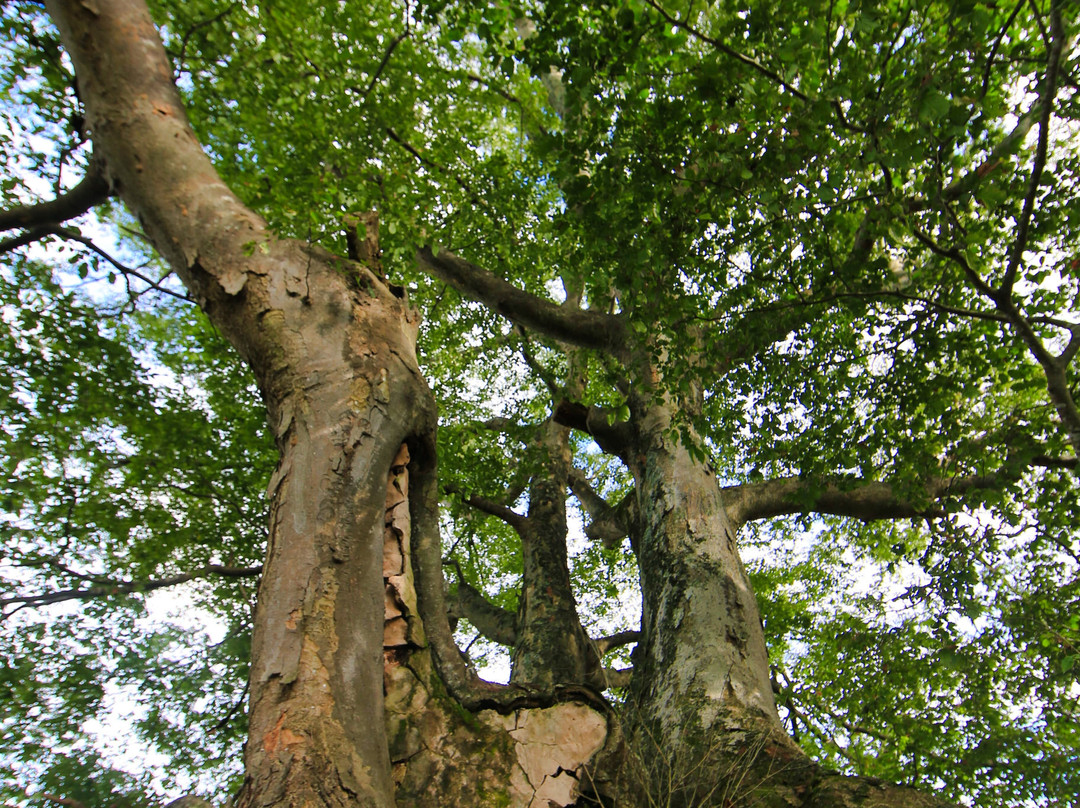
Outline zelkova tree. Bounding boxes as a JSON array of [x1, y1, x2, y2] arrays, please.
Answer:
[[1, 1, 1078, 807]]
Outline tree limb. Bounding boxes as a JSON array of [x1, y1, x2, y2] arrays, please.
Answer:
[[445, 483, 530, 533], [1, 564, 262, 617], [569, 468, 636, 548], [5, 223, 192, 302], [553, 400, 633, 458], [410, 427, 610, 714], [360, 30, 411, 102], [723, 472, 1007, 528], [0, 156, 110, 233], [445, 574, 518, 647], [642, 0, 864, 133], [593, 630, 640, 656], [29, 793, 88, 808], [417, 246, 629, 356], [599, 667, 633, 689], [1000, 0, 1065, 296], [386, 127, 488, 209]]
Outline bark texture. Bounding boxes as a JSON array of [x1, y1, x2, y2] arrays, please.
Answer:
[[627, 399, 776, 737], [44, 2, 427, 804], [511, 419, 604, 690], [383, 443, 608, 808]]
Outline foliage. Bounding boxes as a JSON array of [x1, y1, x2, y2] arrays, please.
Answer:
[[1, 0, 1079, 806], [0, 258, 270, 801]]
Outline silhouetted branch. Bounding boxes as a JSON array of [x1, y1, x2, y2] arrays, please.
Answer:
[[0, 156, 109, 233], [1, 564, 262, 617]]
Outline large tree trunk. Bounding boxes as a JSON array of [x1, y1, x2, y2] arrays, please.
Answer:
[[619, 397, 802, 805], [47, 10, 611, 805], [628, 400, 778, 735], [238, 275, 427, 808], [619, 397, 951, 808], [44, 2, 426, 805]]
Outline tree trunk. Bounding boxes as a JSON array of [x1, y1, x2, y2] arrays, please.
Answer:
[[617, 396, 799, 804], [512, 419, 604, 690], [239, 278, 428, 808], [44, 2, 427, 804], [617, 397, 952, 808], [383, 443, 610, 808]]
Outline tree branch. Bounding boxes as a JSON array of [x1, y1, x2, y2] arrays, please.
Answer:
[[0, 156, 109, 233], [723, 472, 1008, 528], [932, 102, 1043, 208], [1, 564, 262, 617], [23, 224, 192, 302], [599, 667, 633, 689], [553, 400, 633, 458], [416, 246, 629, 356], [360, 30, 411, 102], [445, 483, 529, 533], [642, 0, 864, 132], [29, 793, 89, 808], [445, 573, 518, 648], [1000, 0, 1065, 296], [569, 468, 636, 548], [409, 428, 611, 713], [593, 630, 640, 656], [386, 127, 488, 209]]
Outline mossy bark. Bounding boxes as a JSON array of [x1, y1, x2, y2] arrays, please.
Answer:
[[384, 443, 609, 808], [511, 419, 604, 691]]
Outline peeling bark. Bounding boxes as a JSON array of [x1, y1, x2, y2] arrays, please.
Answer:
[[43, 3, 427, 805], [384, 444, 609, 808]]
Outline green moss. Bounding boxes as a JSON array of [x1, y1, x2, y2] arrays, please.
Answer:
[[474, 778, 513, 808], [425, 661, 486, 733]]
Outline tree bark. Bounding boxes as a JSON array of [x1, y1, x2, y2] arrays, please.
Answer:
[[510, 419, 604, 690], [625, 397, 778, 732], [43, 2, 432, 805]]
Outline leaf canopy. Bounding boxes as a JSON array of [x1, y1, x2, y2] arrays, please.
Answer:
[[1, 0, 1078, 805]]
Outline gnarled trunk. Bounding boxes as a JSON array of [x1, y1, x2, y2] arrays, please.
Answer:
[[383, 441, 609, 808], [239, 265, 428, 808], [44, 2, 425, 804], [512, 419, 604, 690]]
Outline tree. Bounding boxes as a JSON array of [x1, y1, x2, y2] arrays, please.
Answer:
[[1, 0, 1078, 806]]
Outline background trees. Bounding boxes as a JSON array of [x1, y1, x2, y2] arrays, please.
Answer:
[[1, 1, 1078, 806]]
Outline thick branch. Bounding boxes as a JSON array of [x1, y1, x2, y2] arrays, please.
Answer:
[[417, 246, 629, 356], [723, 473, 1006, 528], [569, 468, 636, 548], [0, 156, 109, 233], [446, 576, 518, 647], [593, 630, 640, 656], [44, 0, 272, 312], [599, 667, 633, 689], [553, 400, 633, 458], [409, 428, 609, 714]]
